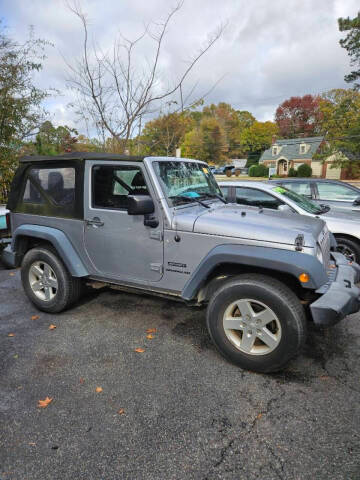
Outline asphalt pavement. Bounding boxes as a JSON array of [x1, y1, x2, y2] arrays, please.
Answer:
[[1, 263, 359, 480]]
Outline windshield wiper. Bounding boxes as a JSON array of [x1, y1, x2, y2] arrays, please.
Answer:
[[199, 192, 227, 204], [170, 195, 210, 208]]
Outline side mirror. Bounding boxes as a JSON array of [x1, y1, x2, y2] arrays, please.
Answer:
[[127, 195, 155, 215], [353, 196, 360, 206], [277, 204, 293, 213]]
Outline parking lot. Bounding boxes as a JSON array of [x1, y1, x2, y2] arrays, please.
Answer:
[[1, 263, 360, 480]]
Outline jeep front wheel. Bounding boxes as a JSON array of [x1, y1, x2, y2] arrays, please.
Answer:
[[21, 247, 82, 313], [206, 274, 307, 373]]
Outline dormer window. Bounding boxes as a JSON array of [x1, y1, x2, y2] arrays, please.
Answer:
[[300, 144, 306, 154], [272, 146, 278, 156]]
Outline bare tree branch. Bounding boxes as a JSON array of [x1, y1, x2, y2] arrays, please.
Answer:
[[66, 0, 225, 152]]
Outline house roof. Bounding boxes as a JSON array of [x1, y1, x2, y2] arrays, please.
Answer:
[[260, 136, 324, 163]]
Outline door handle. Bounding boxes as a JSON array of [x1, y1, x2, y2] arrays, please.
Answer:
[[85, 217, 104, 227]]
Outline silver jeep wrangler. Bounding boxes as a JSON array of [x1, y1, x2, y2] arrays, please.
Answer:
[[3, 153, 360, 372]]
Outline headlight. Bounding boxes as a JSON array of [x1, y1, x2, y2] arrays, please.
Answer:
[[316, 244, 323, 264]]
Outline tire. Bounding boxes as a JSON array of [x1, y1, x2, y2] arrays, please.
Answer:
[[21, 247, 82, 313], [225, 169, 232, 177], [206, 274, 307, 373], [335, 236, 360, 263]]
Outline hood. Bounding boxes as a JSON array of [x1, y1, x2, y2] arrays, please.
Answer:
[[173, 203, 325, 247], [322, 208, 360, 222]]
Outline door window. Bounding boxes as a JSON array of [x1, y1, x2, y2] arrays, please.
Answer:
[[283, 182, 311, 197], [317, 182, 358, 202], [235, 187, 283, 209], [92, 165, 148, 210]]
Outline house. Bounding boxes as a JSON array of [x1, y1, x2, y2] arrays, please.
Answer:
[[259, 136, 354, 179]]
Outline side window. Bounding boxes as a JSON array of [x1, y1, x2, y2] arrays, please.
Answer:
[[317, 183, 358, 202], [92, 165, 148, 210], [235, 187, 283, 209], [23, 167, 75, 205], [220, 186, 229, 199], [284, 182, 311, 198]]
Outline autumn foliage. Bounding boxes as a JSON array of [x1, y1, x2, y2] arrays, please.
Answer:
[[275, 95, 323, 138]]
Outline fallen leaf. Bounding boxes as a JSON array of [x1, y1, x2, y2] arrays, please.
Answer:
[[49, 324, 57, 330], [29, 442, 36, 446], [146, 334, 155, 340], [79, 377, 85, 384], [9, 272, 15, 276], [118, 408, 125, 415], [257, 413, 263, 420], [38, 397, 53, 408], [31, 315, 39, 321], [8, 333, 15, 337], [13, 354, 18, 359], [135, 348, 145, 353], [319, 375, 331, 381], [95, 387, 103, 393], [146, 328, 156, 333]]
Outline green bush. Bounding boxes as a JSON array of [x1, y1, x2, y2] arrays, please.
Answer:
[[249, 164, 269, 177], [248, 165, 258, 177], [288, 167, 297, 177], [297, 163, 312, 177]]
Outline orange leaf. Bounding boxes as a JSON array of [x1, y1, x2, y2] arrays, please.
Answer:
[[319, 375, 331, 381], [9, 272, 15, 276], [146, 328, 156, 333], [8, 333, 15, 337], [135, 348, 145, 353], [79, 377, 85, 384], [38, 396, 53, 408], [49, 324, 57, 330], [31, 315, 39, 321], [257, 413, 263, 420], [95, 386, 103, 393], [118, 408, 125, 415], [29, 442, 36, 446], [146, 334, 155, 339]]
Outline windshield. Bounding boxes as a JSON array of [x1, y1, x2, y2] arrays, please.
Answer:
[[272, 186, 323, 214], [153, 161, 223, 207]]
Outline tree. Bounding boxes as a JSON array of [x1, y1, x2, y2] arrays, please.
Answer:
[[182, 116, 228, 164], [338, 12, 360, 90], [0, 24, 51, 202], [275, 95, 323, 138], [240, 121, 279, 158], [317, 88, 360, 177], [35, 121, 78, 155], [297, 164, 312, 177], [140, 112, 194, 156], [66, 1, 224, 154]]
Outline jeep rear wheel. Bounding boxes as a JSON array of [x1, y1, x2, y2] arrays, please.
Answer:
[[206, 274, 307, 373], [21, 247, 83, 313]]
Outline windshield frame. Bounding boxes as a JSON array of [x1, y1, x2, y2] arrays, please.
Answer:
[[152, 159, 224, 208], [271, 185, 323, 214]]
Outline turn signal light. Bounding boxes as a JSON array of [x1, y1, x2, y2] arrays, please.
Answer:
[[299, 273, 310, 283]]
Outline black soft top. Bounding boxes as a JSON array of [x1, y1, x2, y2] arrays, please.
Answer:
[[19, 152, 145, 163]]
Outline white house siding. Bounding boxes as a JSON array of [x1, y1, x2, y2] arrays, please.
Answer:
[[311, 160, 322, 176], [326, 166, 341, 179]]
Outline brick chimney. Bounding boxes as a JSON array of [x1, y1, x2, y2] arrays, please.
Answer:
[[272, 135, 277, 144]]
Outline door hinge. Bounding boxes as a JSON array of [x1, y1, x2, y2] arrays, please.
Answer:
[[150, 230, 163, 241], [150, 263, 163, 273]]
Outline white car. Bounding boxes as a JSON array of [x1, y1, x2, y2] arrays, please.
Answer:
[[219, 181, 360, 263]]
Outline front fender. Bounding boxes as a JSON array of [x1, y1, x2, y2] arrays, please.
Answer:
[[181, 244, 327, 301], [7, 224, 88, 277]]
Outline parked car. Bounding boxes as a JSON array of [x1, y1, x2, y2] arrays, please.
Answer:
[[220, 180, 360, 262], [213, 165, 235, 176], [0, 204, 11, 248], [3, 153, 360, 373], [269, 178, 360, 213]]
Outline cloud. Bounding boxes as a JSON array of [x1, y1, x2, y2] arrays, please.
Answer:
[[2, 0, 359, 135]]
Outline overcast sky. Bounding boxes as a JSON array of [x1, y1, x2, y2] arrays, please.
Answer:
[[2, 0, 359, 135]]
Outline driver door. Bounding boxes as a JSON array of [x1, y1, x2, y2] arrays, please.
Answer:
[[83, 161, 163, 282]]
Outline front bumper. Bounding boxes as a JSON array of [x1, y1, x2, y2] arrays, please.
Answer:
[[310, 252, 360, 326]]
